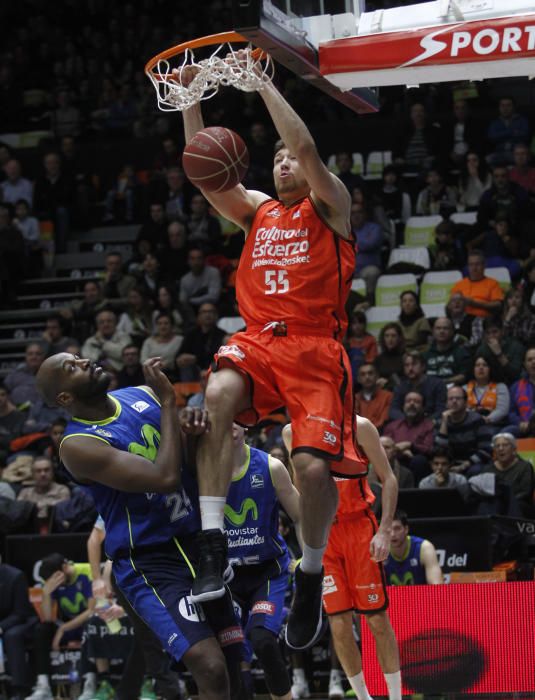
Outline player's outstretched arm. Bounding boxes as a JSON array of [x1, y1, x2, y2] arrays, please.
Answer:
[[258, 79, 351, 235], [420, 540, 445, 584]]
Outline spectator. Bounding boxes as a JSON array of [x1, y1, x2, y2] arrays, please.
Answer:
[[333, 150, 366, 194], [49, 90, 80, 138], [374, 322, 405, 389], [116, 287, 153, 347], [393, 102, 442, 174], [151, 284, 184, 335], [507, 347, 535, 437], [43, 417, 67, 476], [384, 510, 444, 585], [464, 355, 510, 428], [81, 309, 131, 372], [187, 193, 222, 251], [164, 167, 188, 221], [158, 220, 189, 283], [478, 216, 521, 278], [179, 247, 222, 323], [477, 165, 528, 231], [352, 201, 384, 298], [383, 391, 434, 481], [246, 122, 274, 192], [175, 302, 225, 381], [354, 363, 392, 432], [136, 251, 162, 301], [502, 286, 535, 347], [509, 142, 535, 194], [522, 258, 535, 312], [373, 165, 411, 243], [140, 312, 183, 376], [0, 382, 25, 465], [397, 291, 431, 351], [17, 456, 70, 522], [435, 386, 492, 476], [389, 351, 447, 423], [33, 152, 73, 254], [136, 202, 168, 250], [424, 316, 472, 385], [0, 203, 27, 306], [22, 391, 69, 436], [415, 168, 457, 217], [13, 199, 43, 276], [484, 433, 535, 517], [446, 292, 483, 346], [428, 220, 463, 271], [4, 342, 45, 408], [26, 553, 94, 700], [449, 249, 504, 318], [444, 99, 482, 167], [487, 96, 530, 165], [100, 251, 136, 310], [346, 311, 378, 381], [1, 158, 33, 206], [369, 435, 414, 489], [41, 314, 78, 356], [0, 563, 38, 700], [61, 279, 108, 341], [457, 151, 491, 211], [103, 164, 138, 223], [116, 345, 145, 389], [419, 447, 470, 500], [475, 316, 525, 385]]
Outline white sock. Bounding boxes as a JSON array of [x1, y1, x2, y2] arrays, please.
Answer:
[[348, 671, 373, 700], [37, 675, 50, 688], [384, 671, 402, 700], [199, 496, 226, 531], [300, 543, 325, 574]]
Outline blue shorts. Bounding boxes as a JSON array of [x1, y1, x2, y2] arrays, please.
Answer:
[[113, 538, 242, 662], [229, 560, 290, 637]]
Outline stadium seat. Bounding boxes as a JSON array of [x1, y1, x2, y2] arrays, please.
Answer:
[[365, 306, 399, 337], [217, 316, 246, 334], [421, 303, 446, 320], [420, 270, 463, 305], [387, 246, 430, 271], [351, 152, 364, 176], [450, 211, 478, 226], [365, 150, 392, 180], [403, 215, 443, 247], [375, 273, 418, 307], [485, 266, 512, 291], [351, 278, 367, 296]]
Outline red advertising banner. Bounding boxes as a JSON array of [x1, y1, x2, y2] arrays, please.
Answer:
[[361, 582, 535, 694]]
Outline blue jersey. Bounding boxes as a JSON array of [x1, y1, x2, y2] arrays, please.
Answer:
[[384, 535, 427, 585], [224, 446, 289, 572], [61, 386, 200, 559]]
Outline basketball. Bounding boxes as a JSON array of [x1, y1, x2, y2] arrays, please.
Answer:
[[182, 127, 249, 193]]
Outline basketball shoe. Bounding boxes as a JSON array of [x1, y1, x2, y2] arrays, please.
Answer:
[[191, 529, 231, 602], [285, 564, 327, 650]]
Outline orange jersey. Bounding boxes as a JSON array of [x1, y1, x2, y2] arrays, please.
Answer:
[[334, 424, 373, 516], [236, 197, 355, 340]]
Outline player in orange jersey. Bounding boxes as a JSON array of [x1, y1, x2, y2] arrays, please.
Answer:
[[180, 60, 361, 651], [283, 416, 401, 700]]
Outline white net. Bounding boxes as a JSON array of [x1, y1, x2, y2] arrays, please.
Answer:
[[147, 44, 274, 112]]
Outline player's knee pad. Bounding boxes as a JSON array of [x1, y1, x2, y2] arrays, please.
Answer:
[[249, 626, 291, 697]]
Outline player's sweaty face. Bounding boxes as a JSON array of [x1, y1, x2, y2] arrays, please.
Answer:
[[273, 148, 308, 196]]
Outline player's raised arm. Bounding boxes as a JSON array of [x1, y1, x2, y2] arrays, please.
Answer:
[[258, 78, 351, 237]]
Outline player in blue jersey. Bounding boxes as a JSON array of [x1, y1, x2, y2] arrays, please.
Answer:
[[35, 353, 243, 700], [225, 424, 300, 700], [384, 511, 444, 586]]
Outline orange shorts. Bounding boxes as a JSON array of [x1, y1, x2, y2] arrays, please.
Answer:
[[213, 329, 365, 477], [322, 509, 388, 615]]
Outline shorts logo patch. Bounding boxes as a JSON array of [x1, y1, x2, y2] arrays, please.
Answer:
[[178, 596, 206, 622], [218, 626, 245, 647], [167, 632, 178, 646], [95, 428, 113, 438], [368, 593, 379, 603], [323, 575, 338, 595], [218, 344, 245, 360], [131, 400, 150, 413], [323, 430, 337, 445], [252, 600, 275, 615], [250, 474, 264, 489]]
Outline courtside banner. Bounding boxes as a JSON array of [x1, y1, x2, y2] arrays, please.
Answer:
[[321, 14, 535, 86], [361, 581, 535, 694]]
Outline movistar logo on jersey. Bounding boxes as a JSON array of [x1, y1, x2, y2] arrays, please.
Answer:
[[59, 592, 88, 615], [389, 571, 415, 586], [128, 424, 161, 462], [224, 498, 258, 526]]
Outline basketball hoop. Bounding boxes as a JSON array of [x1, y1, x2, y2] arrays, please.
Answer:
[[145, 32, 274, 112]]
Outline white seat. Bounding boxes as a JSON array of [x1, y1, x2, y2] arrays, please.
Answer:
[[217, 316, 245, 335], [420, 270, 463, 305], [365, 306, 399, 337], [375, 273, 418, 307], [485, 266, 512, 291], [387, 246, 430, 271], [351, 152, 364, 176], [351, 278, 367, 295], [327, 154, 338, 173], [365, 150, 392, 180], [403, 215, 443, 247], [450, 211, 477, 226], [422, 303, 446, 319]]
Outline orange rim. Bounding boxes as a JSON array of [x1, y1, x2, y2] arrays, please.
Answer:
[[144, 31, 265, 77]]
